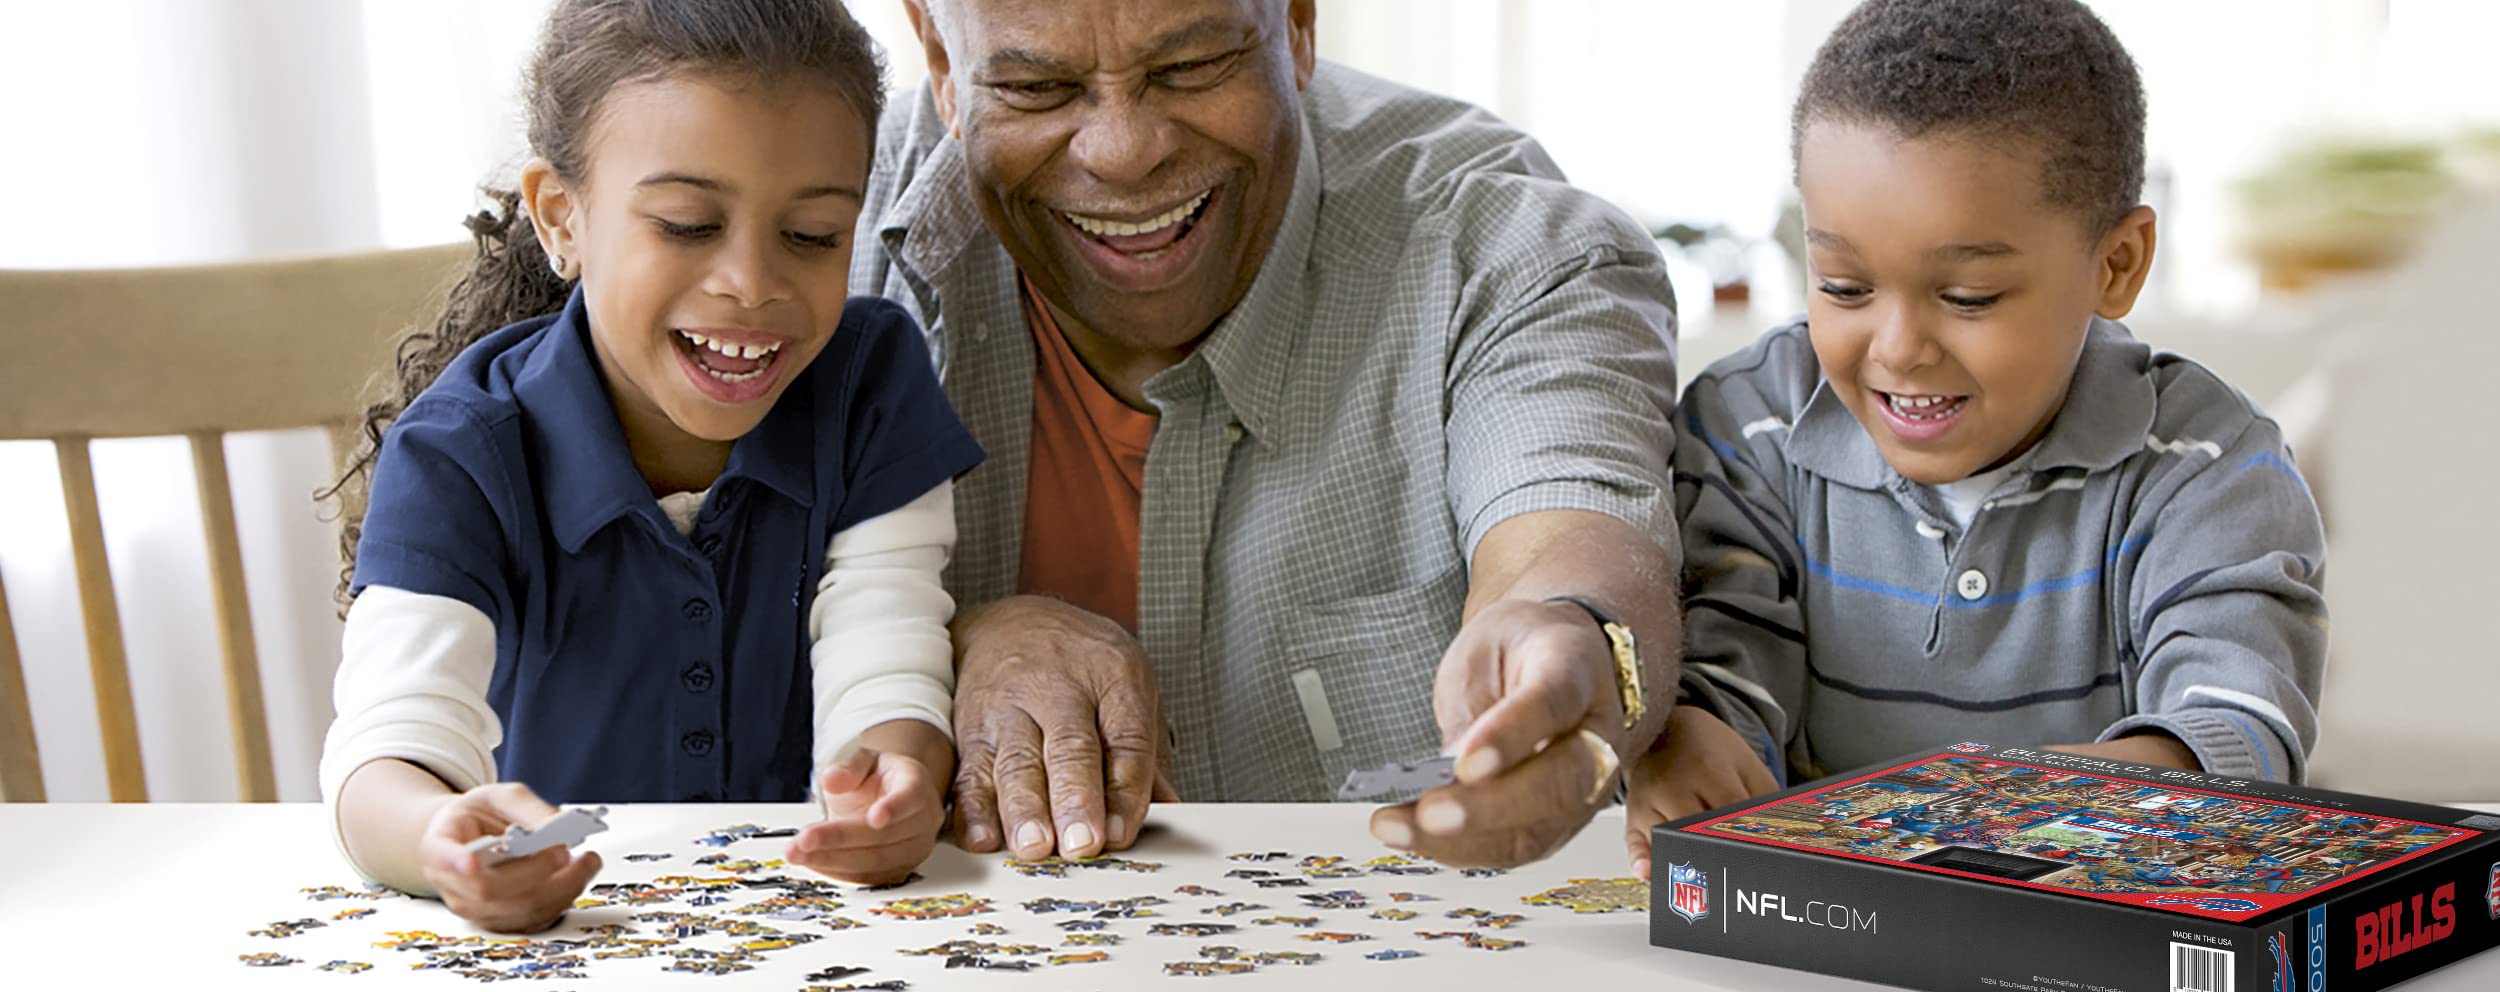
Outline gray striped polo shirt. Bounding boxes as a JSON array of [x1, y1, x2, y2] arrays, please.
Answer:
[[1677, 319, 2326, 784]]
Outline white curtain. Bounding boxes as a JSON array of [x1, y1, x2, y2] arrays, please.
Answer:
[[0, 0, 2475, 802]]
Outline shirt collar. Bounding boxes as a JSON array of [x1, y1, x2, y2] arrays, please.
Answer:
[[1787, 316, 2156, 490], [516, 287, 817, 554], [1167, 125, 1321, 442]]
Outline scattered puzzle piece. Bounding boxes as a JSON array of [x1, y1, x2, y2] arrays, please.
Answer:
[[871, 893, 994, 920], [238, 952, 299, 968], [1166, 960, 1257, 976], [1522, 877, 1649, 914], [1049, 950, 1110, 965], [316, 960, 371, 973]]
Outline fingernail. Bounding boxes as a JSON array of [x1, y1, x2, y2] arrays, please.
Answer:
[[1579, 728, 1622, 805], [1418, 799, 1466, 834], [1107, 815, 1127, 845], [1458, 746, 1503, 783], [1063, 822, 1097, 854], [964, 823, 994, 850], [1373, 818, 1414, 849], [1634, 857, 1651, 879], [1014, 820, 1047, 855]]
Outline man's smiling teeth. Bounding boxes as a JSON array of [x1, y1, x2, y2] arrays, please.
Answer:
[[1887, 392, 1966, 421], [679, 330, 781, 361], [1062, 192, 1208, 238]]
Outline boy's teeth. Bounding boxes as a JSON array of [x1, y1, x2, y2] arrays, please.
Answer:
[[1064, 192, 1208, 238], [1887, 393, 1963, 420]]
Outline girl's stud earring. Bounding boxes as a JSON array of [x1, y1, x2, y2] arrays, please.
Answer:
[[548, 255, 566, 277]]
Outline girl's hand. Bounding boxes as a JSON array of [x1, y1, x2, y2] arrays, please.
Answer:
[[418, 782, 604, 933], [1623, 705, 1781, 878], [789, 744, 947, 885]]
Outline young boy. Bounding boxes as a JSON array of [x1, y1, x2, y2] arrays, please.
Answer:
[[1625, 0, 2328, 875]]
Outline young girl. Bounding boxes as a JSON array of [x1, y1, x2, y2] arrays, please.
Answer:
[[318, 0, 982, 933]]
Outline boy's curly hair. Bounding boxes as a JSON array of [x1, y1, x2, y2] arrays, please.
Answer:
[[317, 0, 888, 609], [1794, 0, 2146, 230]]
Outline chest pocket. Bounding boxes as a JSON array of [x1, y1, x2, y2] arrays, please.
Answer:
[[1277, 564, 1466, 799]]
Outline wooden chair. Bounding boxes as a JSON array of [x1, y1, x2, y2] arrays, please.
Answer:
[[0, 244, 468, 802]]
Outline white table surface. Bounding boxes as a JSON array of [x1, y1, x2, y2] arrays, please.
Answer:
[[2, 802, 2494, 990]]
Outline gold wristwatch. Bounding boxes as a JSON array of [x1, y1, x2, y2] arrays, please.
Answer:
[[1547, 595, 1644, 731]]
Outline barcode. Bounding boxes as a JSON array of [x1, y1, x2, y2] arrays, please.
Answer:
[[2170, 941, 2233, 992]]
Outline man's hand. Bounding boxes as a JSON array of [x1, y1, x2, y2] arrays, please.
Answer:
[[1622, 705, 1780, 877], [949, 596, 1177, 862], [789, 720, 952, 885], [1367, 598, 1628, 868], [418, 783, 603, 934]]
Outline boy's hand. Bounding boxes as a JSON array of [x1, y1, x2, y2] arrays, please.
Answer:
[[418, 782, 603, 933], [790, 744, 946, 885], [1623, 705, 1780, 877], [2045, 733, 2202, 772]]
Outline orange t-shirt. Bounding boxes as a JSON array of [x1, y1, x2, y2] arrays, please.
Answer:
[[1016, 278, 1155, 632]]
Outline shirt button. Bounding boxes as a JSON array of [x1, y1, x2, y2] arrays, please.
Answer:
[[681, 663, 715, 693], [1956, 569, 1990, 601], [681, 730, 715, 756], [1223, 422, 1245, 444], [683, 598, 712, 621]]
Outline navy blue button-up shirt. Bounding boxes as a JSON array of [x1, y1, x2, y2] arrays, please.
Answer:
[[351, 289, 982, 803]]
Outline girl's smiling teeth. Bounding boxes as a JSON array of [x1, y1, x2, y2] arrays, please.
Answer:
[[1882, 391, 1968, 421], [675, 329, 782, 383]]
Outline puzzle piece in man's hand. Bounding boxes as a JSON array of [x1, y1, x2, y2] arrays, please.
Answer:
[[1337, 754, 1456, 800], [466, 806, 609, 866]]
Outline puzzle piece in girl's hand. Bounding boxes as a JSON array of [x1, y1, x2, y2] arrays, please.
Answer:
[[1521, 877, 1650, 914], [1337, 754, 1456, 799], [467, 806, 609, 866]]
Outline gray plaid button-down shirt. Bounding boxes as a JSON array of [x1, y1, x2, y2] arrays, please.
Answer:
[[851, 63, 1679, 800]]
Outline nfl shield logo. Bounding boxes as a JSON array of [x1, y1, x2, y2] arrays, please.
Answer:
[[2485, 862, 2498, 919], [1668, 862, 1710, 923], [1950, 741, 1989, 754]]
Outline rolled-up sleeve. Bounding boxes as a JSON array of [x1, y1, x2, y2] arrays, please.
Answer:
[[1444, 248, 1680, 561]]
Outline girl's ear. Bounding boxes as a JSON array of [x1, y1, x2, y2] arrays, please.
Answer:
[[520, 157, 583, 279], [2093, 204, 2158, 321]]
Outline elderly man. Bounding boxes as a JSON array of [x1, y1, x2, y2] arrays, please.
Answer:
[[853, 0, 1682, 869]]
